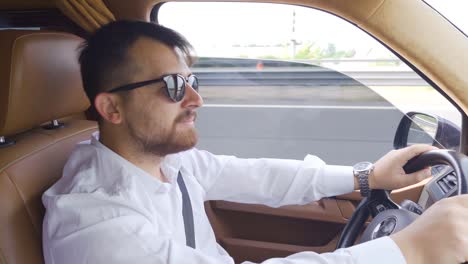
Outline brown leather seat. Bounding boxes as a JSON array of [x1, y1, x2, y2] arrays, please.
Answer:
[[0, 30, 97, 264]]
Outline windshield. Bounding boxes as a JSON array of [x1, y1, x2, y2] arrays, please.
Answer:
[[425, 0, 468, 34]]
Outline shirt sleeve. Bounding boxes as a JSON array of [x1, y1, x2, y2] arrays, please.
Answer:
[[241, 237, 406, 264], [340, 236, 406, 264], [43, 192, 406, 264], [185, 149, 355, 207]]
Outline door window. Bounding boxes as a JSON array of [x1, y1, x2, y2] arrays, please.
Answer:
[[157, 2, 461, 165]]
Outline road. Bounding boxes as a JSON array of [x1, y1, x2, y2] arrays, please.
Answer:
[[195, 105, 404, 165], [191, 84, 461, 165]]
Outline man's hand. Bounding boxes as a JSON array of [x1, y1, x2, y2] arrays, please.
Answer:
[[371, 144, 468, 263], [369, 144, 438, 190], [391, 195, 468, 264]]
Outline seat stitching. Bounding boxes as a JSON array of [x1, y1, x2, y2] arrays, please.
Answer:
[[0, 125, 97, 172], [3, 170, 41, 240]]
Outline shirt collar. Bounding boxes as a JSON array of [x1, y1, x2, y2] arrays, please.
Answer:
[[90, 132, 184, 193]]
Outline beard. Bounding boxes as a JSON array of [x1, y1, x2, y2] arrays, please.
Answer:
[[127, 110, 198, 156]]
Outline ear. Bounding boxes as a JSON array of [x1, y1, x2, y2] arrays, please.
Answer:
[[94, 93, 123, 124]]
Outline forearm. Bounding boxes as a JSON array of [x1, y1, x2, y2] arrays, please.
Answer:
[[190, 150, 355, 206]]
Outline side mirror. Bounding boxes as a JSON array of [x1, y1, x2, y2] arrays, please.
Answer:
[[394, 112, 461, 150]]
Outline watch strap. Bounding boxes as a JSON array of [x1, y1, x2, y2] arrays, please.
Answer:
[[357, 171, 370, 197]]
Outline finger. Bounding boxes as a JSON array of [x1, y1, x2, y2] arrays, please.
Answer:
[[401, 144, 439, 161], [404, 167, 432, 186]]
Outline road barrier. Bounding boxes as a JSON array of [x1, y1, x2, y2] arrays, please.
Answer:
[[192, 69, 426, 86]]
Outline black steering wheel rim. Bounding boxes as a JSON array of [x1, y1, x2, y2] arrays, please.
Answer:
[[336, 149, 468, 249]]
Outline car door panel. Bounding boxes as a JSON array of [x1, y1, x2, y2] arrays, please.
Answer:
[[205, 200, 344, 263], [205, 180, 428, 263]]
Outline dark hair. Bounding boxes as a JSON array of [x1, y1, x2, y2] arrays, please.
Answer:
[[78, 20, 193, 106]]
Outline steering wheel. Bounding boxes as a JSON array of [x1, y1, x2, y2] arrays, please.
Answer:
[[336, 149, 468, 249]]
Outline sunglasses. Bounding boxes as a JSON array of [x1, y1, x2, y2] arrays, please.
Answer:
[[107, 74, 199, 102]]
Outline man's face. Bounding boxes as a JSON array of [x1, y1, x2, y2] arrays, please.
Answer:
[[116, 37, 203, 156]]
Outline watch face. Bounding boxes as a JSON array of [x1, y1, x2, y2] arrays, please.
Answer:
[[354, 162, 373, 172]]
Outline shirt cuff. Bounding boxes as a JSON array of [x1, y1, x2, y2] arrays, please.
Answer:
[[319, 163, 355, 197], [342, 236, 406, 264]]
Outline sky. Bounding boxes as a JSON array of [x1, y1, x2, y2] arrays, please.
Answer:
[[158, 2, 378, 57], [158, 1, 467, 59]]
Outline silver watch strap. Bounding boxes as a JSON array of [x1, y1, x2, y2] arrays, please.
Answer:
[[358, 171, 370, 197]]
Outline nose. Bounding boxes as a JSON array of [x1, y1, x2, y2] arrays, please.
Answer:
[[181, 83, 203, 109]]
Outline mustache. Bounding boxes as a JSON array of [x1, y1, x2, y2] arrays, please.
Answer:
[[175, 110, 197, 123]]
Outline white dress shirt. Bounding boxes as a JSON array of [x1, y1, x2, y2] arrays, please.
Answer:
[[42, 132, 406, 264]]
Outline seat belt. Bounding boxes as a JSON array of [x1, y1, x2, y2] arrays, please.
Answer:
[[177, 171, 196, 248]]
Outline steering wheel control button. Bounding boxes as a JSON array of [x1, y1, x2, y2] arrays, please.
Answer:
[[400, 200, 424, 215], [436, 172, 458, 196], [371, 216, 397, 239], [431, 164, 449, 176], [376, 204, 386, 212]]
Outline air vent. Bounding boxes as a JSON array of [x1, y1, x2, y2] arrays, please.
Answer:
[[437, 172, 457, 194]]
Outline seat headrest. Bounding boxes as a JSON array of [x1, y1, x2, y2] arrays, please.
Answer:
[[0, 30, 90, 137]]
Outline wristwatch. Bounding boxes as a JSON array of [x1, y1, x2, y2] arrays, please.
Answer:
[[353, 161, 374, 197]]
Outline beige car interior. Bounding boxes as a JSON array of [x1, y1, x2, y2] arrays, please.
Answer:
[[0, 0, 466, 263], [0, 31, 97, 263]]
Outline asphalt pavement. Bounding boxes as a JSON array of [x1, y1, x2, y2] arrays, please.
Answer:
[[195, 104, 403, 165]]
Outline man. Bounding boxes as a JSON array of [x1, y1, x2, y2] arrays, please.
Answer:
[[42, 20, 468, 264]]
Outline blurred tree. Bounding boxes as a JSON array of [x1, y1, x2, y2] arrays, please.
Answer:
[[295, 42, 355, 59]]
